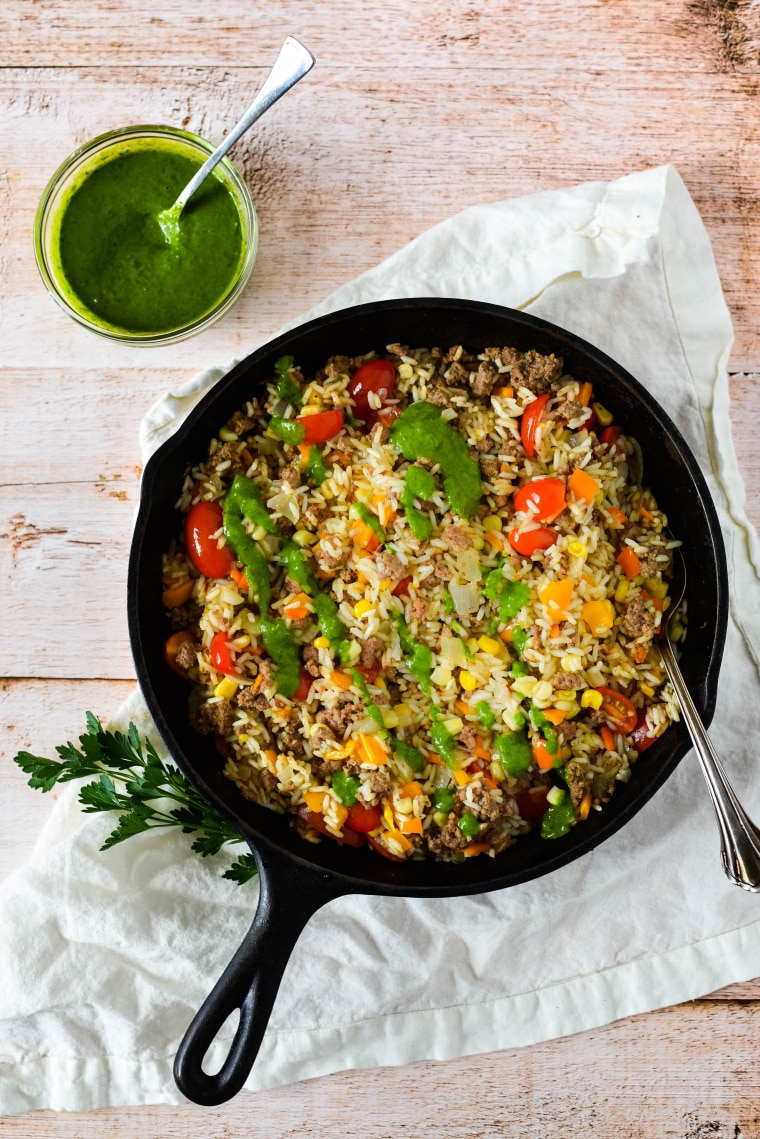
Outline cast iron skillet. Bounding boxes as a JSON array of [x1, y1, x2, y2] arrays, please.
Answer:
[[128, 299, 728, 1106]]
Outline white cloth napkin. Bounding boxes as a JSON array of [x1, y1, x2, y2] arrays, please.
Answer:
[[2, 165, 760, 1115]]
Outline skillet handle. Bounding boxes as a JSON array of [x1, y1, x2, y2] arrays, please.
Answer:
[[174, 846, 343, 1106]]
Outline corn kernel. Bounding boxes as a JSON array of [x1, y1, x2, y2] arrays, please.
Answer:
[[581, 689, 603, 710], [293, 529, 317, 547], [614, 579, 629, 603], [560, 654, 584, 673], [560, 700, 581, 719], [433, 810, 450, 826], [531, 680, 554, 707], [592, 401, 614, 426], [477, 635, 501, 655], [383, 800, 396, 829], [483, 515, 502, 532], [431, 666, 453, 687], [459, 671, 478, 692], [314, 636, 330, 649], [353, 599, 373, 618], [380, 706, 399, 729], [640, 683, 655, 697], [395, 796, 413, 815], [238, 734, 250, 743], [397, 362, 414, 379], [554, 688, 576, 701], [568, 540, 587, 558], [467, 637, 480, 654], [472, 535, 485, 550], [393, 703, 413, 728], [219, 426, 240, 442], [252, 524, 268, 542], [512, 676, 537, 697], [214, 677, 239, 699], [443, 716, 464, 735], [490, 760, 505, 782]]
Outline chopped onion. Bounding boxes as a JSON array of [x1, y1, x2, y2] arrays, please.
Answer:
[[440, 636, 469, 670], [458, 547, 481, 583], [449, 581, 481, 616]]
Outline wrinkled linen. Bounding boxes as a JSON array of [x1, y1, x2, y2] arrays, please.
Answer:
[[2, 164, 760, 1113]]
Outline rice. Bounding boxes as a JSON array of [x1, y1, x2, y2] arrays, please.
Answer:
[[162, 342, 681, 862]]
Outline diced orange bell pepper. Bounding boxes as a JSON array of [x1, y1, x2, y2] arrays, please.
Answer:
[[616, 547, 641, 579], [582, 598, 616, 635], [568, 467, 601, 504], [539, 579, 575, 619], [357, 733, 389, 765], [161, 579, 195, 608], [532, 737, 557, 770]]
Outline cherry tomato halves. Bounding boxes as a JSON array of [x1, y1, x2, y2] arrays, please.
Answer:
[[296, 409, 345, 444], [210, 631, 238, 676], [508, 526, 558, 556], [346, 802, 382, 833], [184, 500, 233, 579], [520, 392, 550, 458], [631, 707, 658, 753], [513, 477, 566, 522], [595, 687, 638, 734], [347, 359, 397, 421]]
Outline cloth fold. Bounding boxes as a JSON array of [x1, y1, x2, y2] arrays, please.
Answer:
[[2, 164, 760, 1114]]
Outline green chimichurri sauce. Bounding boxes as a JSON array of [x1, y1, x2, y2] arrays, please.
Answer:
[[389, 401, 483, 518], [53, 143, 245, 334]]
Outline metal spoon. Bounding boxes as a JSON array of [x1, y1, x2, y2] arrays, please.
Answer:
[[660, 544, 760, 890], [158, 36, 315, 241]]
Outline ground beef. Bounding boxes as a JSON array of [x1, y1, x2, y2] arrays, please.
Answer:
[[446, 360, 471, 386], [376, 551, 406, 582], [277, 721, 306, 758], [213, 441, 247, 476], [441, 525, 471, 551], [622, 595, 657, 638], [169, 601, 202, 632], [510, 350, 563, 394], [226, 409, 259, 434], [237, 686, 269, 711], [433, 558, 451, 579], [471, 359, 499, 399], [551, 671, 586, 690], [639, 549, 671, 578], [315, 543, 349, 573], [284, 575, 302, 594], [409, 595, 429, 622], [309, 754, 343, 779], [368, 771, 392, 797], [191, 698, 235, 736], [457, 723, 479, 752], [323, 355, 352, 379], [360, 636, 385, 670], [426, 384, 456, 409], [454, 782, 511, 822], [174, 639, 200, 672], [385, 343, 409, 360], [257, 658, 275, 691], [618, 522, 643, 546], [315, 702, 364, 735], [480, 456, 500, 479], [486, 345, 519, 367], [550, 399, 584, 422], [564, 760, 589, 806], [280, 464, 302, 488], [555, 720, 577, 744], [302, 644, 322, 678], [303, 503, 332, 529], [260, 769, 278, 794], [426, 818, 471, 856]]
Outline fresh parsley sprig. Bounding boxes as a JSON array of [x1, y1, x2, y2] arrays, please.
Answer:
[[13, 712, 257, 886]]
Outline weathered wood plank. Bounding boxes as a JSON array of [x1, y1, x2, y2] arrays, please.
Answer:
[[2, 1000, 759, 1137], [3, 66, 760, 370]]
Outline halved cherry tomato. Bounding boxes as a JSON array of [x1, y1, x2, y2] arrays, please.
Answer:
[[367, 833, 407, 862], [184, 500, 233, 579], [520, 392, 550, 457], [392, 576, 412, 598], [514, 786, 550, 823], [346, 801, 382, 833], [293, 666, 314, 701], [214, 735, 233, 760], [595, 686, 638, 733], [355, 661, 381, 685], [631, 707, 659, 753], [370, 404, 401, 430], [507, 526, 558, 556], [296, 409, 345, 444], [210, 630, 238, 676], [583, 408, 597, 432], [296, 804, 367, 847], [513, 477, 566, 522], [600, 425, 624, 448], [164, 630, 195, 678], [347, 359, 397, 421]]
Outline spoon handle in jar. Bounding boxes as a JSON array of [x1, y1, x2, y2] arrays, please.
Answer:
[[176, 36, 315, 213], [660, 637, 760, 892]]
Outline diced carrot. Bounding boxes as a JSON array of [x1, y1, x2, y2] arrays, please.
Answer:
[[578, 381, 593, 407], [482, 770, 498, 790], [608, 506, 627, 525], [401, 817, 424, 835], [251, 673, 264, 692], [542, 708, 566, 725], [600, 726, 615, 751], [455, 699, 472, 717], [492, 385, 515, 399], [453, 769, 470, 786], [632, 644, 648, 664], [284, 604, 310, 620], [357, 733, 389, 765], [532, 738, 556, 770], [474, 741, 492, 762], [304, 790, 326, 813], [230, 566, 249, 591], [568, 467, 601, 505], [241, 448, 254, 468], [616, 547, 641, 579], [579, 789, 592, 820], [538, 579, 575, 619], [162, 579, 195, 608], [401, 781, 423, 798], [330, 669, 352, 691], [485, 531, 505, 551], [550, 623, 561, 638], [263, 749, 278, 771], [639, 506, 654, 522], [499, 622, 515, 644], [464, 841, 492, 858], [374, 498, 395, 527], [356, 569, 369, 585], [352, 519, 381, 553], [298, 443, 312, 465], [641, 590, 664, 611]]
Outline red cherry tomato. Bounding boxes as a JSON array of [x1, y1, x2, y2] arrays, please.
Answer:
[[184, 500, 233, 579], [392, 576, 412, 598], [513, 477, 567, 522], [214, 735, 233, 760], [347, 358, 397, 422], [296, 409, 345, 444], [210, 630, 238, 676], [355, 661, 381, 685], [368, 404, 401, 431], [293, 666, 314, 701], [367, 833, 407, 862], [346, 801, 382, 833], [507, 526, 558, 556], [296, 805, 367, 847], [631, 707, 659, 753], [164, 630, 195, 678], [600, 425, 624, 448], [583, 408, 597, 432], [595, 686, 638, 733], [514, 787, 550, 823], [520, 392, 550, 457]]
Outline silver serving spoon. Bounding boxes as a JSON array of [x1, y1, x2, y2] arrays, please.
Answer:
[[158, 36, 315, 241], [660, 544, 760, 890]]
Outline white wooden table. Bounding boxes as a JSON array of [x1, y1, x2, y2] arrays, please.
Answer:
[[2, 1, 760, 1133]]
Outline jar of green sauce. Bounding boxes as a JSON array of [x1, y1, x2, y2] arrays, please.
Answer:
[[34, 125, 258, 344]]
